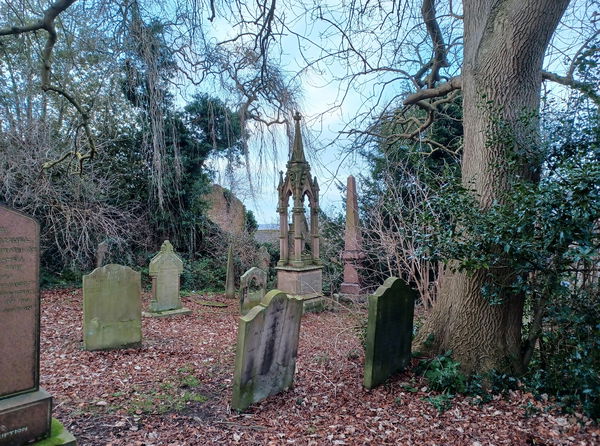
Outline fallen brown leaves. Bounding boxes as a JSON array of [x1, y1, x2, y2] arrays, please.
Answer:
[[39, 289, 598, 445]]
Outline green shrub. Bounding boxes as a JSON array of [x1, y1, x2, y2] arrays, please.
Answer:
[[425, 393, 454, 413], [524, 289, 600, 420], [181, 258, 227, 292], [40, 268, 83, 289], [416, 351, 466, 394]]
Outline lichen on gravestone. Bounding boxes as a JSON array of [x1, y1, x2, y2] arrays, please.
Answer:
[[148, 240, 185, 312], [83, 264, 142, 351], [232, 290, 303, 410], [239, 267, 267, 315]]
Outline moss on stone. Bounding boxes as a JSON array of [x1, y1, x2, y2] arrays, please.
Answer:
[[34, 418, 76, 446]]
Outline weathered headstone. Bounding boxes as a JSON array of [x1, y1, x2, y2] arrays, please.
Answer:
[[83, 264, 142, 351], [0, 204, 76, 445], [95, 240, 109, 268], [239, 267, 267, 315], [363, 277, 416, 389], [257, 245, 270, 272], [225, 243, 236, 299], [144, 240, 190, 317], [341, 175, 365, 296], [232, 290, 303, 411]]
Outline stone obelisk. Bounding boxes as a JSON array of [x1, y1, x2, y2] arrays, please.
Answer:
[[340, 175, 365, 295]]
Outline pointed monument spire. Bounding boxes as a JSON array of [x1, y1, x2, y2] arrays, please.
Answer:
[[341, 175, 365, 296], [291, 111, 306, 163]]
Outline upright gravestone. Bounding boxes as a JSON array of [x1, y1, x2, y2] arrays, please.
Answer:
[[363, 277, 416, 389], [95, 240, 108, 268], [0, 204, 75, 445], [144, 240, 190, 317], [232, 290, 303, 411], [239, 267, 267, 315], [257, 246, 271, 272], [225, 243, 236, 299], [83, 264, 142, 351]]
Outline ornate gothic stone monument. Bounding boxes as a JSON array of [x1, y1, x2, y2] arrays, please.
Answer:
[[0, 204, 75, 445], [340, 175, 365, 296], [275, 112, 323, 309]]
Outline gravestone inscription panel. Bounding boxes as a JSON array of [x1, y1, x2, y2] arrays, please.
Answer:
[[0, 205, 53, 445], [0, 205, 40, 398]]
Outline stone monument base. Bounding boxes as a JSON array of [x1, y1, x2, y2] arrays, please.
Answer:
[[340, 282, 361, 295], [142, 307, 192, 318], [301, 294, 326, 313], [0, 388, 52, 445], [276, 265, 324, 312]]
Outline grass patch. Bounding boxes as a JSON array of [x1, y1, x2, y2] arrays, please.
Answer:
[[111, 363, 208, 415]]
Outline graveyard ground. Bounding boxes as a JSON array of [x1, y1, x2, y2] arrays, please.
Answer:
[[40, 289, 598, 446]]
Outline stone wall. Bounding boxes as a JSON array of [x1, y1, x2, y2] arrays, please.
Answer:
[[205, 184, 246, 235], [254, 229, 279, 245]]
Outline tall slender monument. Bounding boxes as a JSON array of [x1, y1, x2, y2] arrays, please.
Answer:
[[340, 175, 365, 295], [276, 112, 323, 308]]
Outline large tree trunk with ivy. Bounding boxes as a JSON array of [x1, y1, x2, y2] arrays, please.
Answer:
[[414, 0, 570, 374]]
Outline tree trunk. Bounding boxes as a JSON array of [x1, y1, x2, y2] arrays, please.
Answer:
[[414, 0, 570, 374]]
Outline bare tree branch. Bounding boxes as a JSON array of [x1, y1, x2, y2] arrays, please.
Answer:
[[449, 0, 463, 20], [421, 0, 449, 86], [0, 0, 76, 36], [404, 76, 462, 105], [542, 70, 600, 106], [0, 0, 96, 172]]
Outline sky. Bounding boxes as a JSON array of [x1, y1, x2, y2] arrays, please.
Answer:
[[202, 5, 379, 225], [209, 94, 364, 225], [174, 0, 594, 225]]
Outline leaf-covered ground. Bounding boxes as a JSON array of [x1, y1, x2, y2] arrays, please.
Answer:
[[40, 289, 598, 445]]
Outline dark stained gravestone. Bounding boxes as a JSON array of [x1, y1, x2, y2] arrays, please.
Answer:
[[232, 290, 303, 411], [0, 204, 76, 445], [363, 277, 416, 389]]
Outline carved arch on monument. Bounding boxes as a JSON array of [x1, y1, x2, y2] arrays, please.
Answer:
[[276, 113, 321, 267]]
